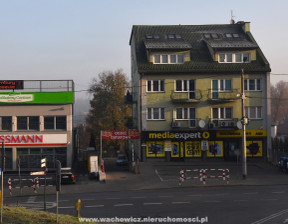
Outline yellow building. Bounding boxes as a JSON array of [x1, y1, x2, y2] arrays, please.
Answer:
[[129, 21, 271, 161]]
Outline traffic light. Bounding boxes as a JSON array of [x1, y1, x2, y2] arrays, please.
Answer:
[[56, 160, 61, 192]]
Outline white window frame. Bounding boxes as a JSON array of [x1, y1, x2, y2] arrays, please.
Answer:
[[147, 108, 166, 120], [175, 80, 195, 92], [218, 53, 251, 63], [212, 107, 233, 120], [244, 79, 261, 91], [245, 106, 262, 119], [175, 108, 196, 128], [153, 54, 185, 64], [147, 80, 165, 92]]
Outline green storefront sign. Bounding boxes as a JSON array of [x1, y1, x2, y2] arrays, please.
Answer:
[[0, 92, 74, 104]]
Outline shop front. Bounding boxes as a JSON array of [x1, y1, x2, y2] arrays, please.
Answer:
[[0, 133, 71, 171], [142, 130, 267, 161]]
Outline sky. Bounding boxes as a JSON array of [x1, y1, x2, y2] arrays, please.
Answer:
[[1, 0, 288, 101]]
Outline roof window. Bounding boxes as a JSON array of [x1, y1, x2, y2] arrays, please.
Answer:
[[146, 34, 153, 39], [146, 34, 161, 39], [204, 33, 219, 39], [225, 33, 240, 38]]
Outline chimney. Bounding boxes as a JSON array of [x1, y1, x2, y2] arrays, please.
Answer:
[[237, 21, 250, 33]]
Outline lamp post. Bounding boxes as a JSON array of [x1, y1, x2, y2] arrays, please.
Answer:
[[241, 68, 248, 179]]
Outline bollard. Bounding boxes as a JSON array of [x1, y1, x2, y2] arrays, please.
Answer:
[[75, 199, 81, 218]]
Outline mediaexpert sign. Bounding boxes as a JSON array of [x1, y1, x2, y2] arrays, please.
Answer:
[[101, 130, 140, 140], [0, 80, 23, 90], [142, 131, 212, 141]]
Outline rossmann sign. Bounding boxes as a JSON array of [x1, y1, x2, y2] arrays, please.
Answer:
[[0, 134, 67, 146], [142, 131, 212, 141]]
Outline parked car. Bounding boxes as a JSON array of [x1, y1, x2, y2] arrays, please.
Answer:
[[116, 154, 128, 166], [61, 167, 76, 184]]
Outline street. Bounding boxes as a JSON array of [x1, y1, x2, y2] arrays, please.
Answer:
[[3, 159, 288, 224], [3, 184, 288, 224]]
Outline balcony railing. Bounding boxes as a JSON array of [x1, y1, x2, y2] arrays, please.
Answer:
[[171, 119, 203, 129], [208, 118, 240, 129], [171, 90, 202, 103], [207, 89, 240, 103]]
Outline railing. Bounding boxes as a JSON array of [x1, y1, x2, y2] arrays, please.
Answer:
[[171, 119, 201, 129], [171, 90, 202, 103], [0, 80, 74, 92], [179, 168, 230, 186], [207, 89, 240, 102], [209, 118, 240, 129]]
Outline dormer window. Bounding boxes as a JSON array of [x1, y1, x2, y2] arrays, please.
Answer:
[[153, 54, 184, 64], [219, 53, 251, 63]]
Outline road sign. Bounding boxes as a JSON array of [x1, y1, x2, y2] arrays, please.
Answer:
[[41, 158, 46, 168], [30, 171, 45, 176]]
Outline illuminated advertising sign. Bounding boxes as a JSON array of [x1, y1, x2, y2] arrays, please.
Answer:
[[0, 134, 67, 146], [142, 131, 212, 141], [0, 80, 23, 90], [101, 130, 140, 140]]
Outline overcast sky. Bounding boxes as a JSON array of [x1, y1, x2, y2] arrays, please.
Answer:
[[1, 0, 287, 100]]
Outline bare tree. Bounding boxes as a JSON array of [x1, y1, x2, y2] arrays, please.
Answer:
[[271, 81, 288, 123]]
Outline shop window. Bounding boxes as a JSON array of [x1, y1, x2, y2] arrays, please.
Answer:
[[0, 116, 12, 131], [17, 147, 67, 169]]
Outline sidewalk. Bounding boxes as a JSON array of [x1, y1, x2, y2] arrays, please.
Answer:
[[3, 160, 288, 198]]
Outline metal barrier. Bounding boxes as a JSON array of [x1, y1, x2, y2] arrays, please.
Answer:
[[179, 168, 230, 186], [202, 169, 230, 184], [179, 169, 203, 186], [8, 177, 55, 195]]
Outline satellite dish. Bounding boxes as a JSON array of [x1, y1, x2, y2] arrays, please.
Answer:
[[198, 120, 205, 128], [236, 121, 242, 129]]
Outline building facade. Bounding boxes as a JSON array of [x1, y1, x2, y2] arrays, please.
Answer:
[[0, 80, 74, 171], [129, 21, 271, 161]]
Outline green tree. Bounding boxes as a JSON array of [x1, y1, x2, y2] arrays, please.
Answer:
[[86, 70, 131, 152]]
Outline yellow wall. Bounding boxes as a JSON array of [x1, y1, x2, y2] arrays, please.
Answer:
[[144, 73, 264, 131]]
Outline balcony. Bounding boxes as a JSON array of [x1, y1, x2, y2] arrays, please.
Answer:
[[170, 90, 202, 103], [207, 89, 240, 103], [171, 119, 205, 129], [208, 119, 240, 130]]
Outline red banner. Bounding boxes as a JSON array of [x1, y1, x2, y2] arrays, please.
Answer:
[[101, 130, 140, 140]]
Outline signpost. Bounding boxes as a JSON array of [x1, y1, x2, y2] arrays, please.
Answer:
[[56, 160, 61, 223], [41, 157, 47, 211]]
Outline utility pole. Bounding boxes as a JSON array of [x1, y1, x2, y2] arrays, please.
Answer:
[[241, 68, 247, 179], [1, 142, 5, 224]]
